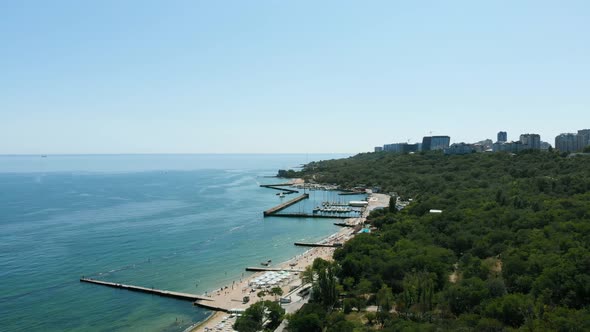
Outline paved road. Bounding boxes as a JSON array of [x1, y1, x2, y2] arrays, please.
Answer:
[[274, 293, 309, 332]]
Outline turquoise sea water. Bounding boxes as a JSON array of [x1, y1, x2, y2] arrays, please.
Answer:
[[0, 154, 361, 332]]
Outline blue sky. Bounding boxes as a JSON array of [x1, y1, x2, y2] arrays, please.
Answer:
[[1, 0, 588, 154]]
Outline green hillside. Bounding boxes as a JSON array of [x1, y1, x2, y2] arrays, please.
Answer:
[[285, 151, 590, 331]]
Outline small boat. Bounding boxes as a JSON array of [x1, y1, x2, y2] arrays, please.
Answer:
[[278, 193, 285, 198], [261, 262, 270, 266]]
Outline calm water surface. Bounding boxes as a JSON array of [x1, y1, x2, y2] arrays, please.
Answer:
[[0, 154, 360, 331]]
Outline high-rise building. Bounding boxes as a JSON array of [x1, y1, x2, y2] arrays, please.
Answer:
[[421, 136, 432, 151], [374, 146, 383, 152], [382, 143, 419, 153], [422, 136, 450, 151], [555, 133, 577, 152], [444, 143, 475, 155], [555, 130, 590, 152], [520, 134, 541, 150], [497, 131, 507, 142], [493, 141, 526, 153], [577, 129, 590, 151], [431, 136, 451, 150], [401, 143, 420, 153]]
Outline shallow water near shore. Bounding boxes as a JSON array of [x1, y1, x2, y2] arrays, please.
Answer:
[[0, 154, 363, 332]]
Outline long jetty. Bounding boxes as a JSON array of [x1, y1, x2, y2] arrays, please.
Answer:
[[338, 191, 366, 196], [260, 184, 299, 194], [269, 212, 351, 219], [192, 300, 230, 312], [260, 182, 294, 187], [245, 267, 304, 272], [80, 278, 213, 302], [263, 194, 309, 216], [294, 242, 343, 248]]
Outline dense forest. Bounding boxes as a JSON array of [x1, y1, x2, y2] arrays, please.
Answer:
[[283, 151, 590, 331]]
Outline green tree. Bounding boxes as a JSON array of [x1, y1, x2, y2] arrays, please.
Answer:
[[234, 300, 285, 332], [365, 312, 377, 326], [301, 265, 316, 285], [312, 263, 339, 310], [483, 293, 533, 328], [389, 196, 397, 213], [445, 277, 490, 316], [270, 286, 284, 300], [285, 303, 326, 332]]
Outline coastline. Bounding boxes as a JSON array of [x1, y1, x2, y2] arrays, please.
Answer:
[[183, 311, 221, 332], [189, 190, 390, 332]]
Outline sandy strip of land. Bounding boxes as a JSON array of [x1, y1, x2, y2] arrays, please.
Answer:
[[188, 193, 389, 332]]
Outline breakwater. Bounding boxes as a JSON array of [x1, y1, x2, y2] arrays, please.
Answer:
[[80, 278, 213, 302], [263, 194, 309, 216], [259, 184, 299, 194], [294, 242, 343, 248], [269, 212, 351, 219]]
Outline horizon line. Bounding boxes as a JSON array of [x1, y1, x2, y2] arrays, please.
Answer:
[[0, 152, 359, 156]]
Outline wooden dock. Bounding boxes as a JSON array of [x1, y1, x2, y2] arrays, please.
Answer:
[[334, 222, 354, 227], [263, 194, 309, 216], [294, 242, 343, 248], [80, 278, 213, 302], [338, 191, 366, 196]]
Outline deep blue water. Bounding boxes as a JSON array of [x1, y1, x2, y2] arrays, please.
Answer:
[[0, 154, 361, 331]]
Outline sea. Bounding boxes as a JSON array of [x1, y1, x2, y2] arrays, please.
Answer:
[[0, 154, 364, 332]]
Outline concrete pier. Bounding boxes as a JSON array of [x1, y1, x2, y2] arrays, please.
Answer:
[[260, 183, 294, 187], [193, 300, 230, 312], [260, 184, 299, 194], [263, 194, 309, 216], [269, 212, 351, 219], [245, 267, 304, 272], [338, 191, 366, 196], [80, 278, 213, 302], [294, 242, 343, 248]]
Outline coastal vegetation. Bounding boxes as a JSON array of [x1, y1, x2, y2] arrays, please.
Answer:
[[233, 300, 285, 332], [283, 151, 590, 331]]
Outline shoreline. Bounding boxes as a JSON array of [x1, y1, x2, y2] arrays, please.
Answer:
[[189, 191, 390, 332], [183, 311, 220, 332], [189, 227, 355, 332]]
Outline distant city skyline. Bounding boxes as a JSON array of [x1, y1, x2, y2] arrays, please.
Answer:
[[1, 1, 589, 154]]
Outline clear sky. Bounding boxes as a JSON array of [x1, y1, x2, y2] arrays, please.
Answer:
[[1, 1, 588, 154]]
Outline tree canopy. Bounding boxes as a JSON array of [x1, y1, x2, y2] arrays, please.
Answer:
[[283, 151, 590, 330]]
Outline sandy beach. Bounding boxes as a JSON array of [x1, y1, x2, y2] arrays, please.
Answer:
[[188, 191, 389, 332]]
